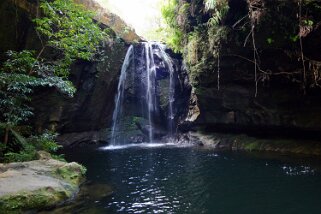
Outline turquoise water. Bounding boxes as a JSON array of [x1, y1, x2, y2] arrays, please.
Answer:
[[61, 144, 321, 214]]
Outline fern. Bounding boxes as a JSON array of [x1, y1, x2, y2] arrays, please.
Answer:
[[205, 0, 229, 26], [205, 0, 217, 11]]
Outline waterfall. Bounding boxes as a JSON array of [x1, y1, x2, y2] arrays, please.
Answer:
[[109, 42, 176, 145], [157, 44, 175, 136], [110, 45, 134, 145], [145, 42, 156, 143]]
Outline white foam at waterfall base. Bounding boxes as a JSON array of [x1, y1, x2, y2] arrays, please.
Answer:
[[101, 142, 193, 150]]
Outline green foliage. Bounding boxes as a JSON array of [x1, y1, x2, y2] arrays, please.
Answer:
[[166, 29, 184, 53], [29, 131, 62, 153], [0, 51, 75, 130], [161, 0, 184, 52], [204, 0, 216, 11], [208, 26, 229, 54], [4, 151, 35, 163], [161, 0, 178, 28], [289, 34, 299, 42], [34, 0, 108, 76], [1, 0, 106, 161], [161, 0, 229, 52], [303, 19, 314, 26], [186, 32, 200, 65], [4, 131, 62, 163], [178, 3, 190, 28], [205, 0, 229, 27], [266, 37, 274, 44]]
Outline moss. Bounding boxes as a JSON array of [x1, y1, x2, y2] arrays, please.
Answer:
[[158, 78, 170, 109], [242, 142, 262, 151], [186, 32, 200, 65], [231, 135, 321, 155], [54, 162, 87, 186], [0, 187, 71, 212]]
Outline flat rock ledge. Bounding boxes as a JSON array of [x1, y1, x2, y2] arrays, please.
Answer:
[[179, 132, 321, 156], [0, 152, 86, 212]]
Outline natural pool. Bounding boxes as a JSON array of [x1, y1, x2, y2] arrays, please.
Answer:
[[55, 144, 321, 214]]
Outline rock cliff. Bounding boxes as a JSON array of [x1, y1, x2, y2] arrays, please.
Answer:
[[173, 0, 321, 139]]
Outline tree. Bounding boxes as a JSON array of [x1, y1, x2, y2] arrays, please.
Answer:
[[0, 0, 108, 157], [34, 0, 108, 76], [0, 50, 75, 145]]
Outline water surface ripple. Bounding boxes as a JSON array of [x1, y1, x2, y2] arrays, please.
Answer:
[[63, 146, 321, 214]]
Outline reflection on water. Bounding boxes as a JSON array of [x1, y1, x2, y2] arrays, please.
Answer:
[[60, 145, 321, 214]]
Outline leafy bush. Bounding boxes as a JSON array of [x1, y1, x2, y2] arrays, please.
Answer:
[[4, 131, 62, 163], [0, 0, 107, 161], [205, 0, 229, 26], [0, 51, 76, 145], [161, 0, 184, 52], [34, 0, 109, 77], [29, 131, 61, 153]]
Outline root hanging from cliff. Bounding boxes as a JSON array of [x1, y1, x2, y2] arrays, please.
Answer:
[[309, 59, 321, 87], [251, 26, 258, 97], [247, 0, 265, 97], [217, 47, 220, 91], [298, 0, 307, 93]]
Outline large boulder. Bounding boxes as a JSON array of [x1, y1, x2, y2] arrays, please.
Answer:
[[0, 154, 86, 212]]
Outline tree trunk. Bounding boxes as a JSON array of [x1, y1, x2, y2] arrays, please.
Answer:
[[4, 127, 9, 145]]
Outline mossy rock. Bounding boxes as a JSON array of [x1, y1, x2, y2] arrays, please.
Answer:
[[0, 187, 71, 213], [0, 159, 86, 212], [54, 162, 87, 186]]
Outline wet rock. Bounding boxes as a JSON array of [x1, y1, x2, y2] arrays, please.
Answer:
[[57, 130, 109, 147], [129, 135, 145, 144], [185, 131, 321, 155], [39, 182, 113, 213], [80, 183, 113, 201], [185, 91, 200, 122]]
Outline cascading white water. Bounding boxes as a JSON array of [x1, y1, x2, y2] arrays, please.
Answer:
[[157, 43, 175, 135], [144, 42, 156, 143], [109, 42, 176, 145], [110, 45, 134, 145]]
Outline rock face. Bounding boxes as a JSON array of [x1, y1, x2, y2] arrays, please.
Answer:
[[74, 0, 141, 42], [0, 152, 86, 212], [0, 0, 131, 146], [175, 0, 321, 138], [0, 0, 40, 60], [32, 41, 129, 145], [6, 0, 140, 43]]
